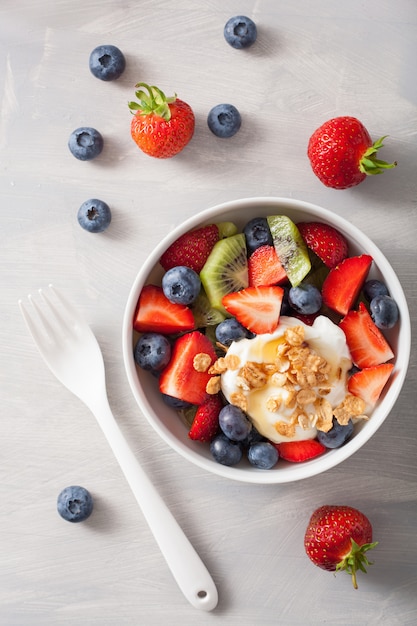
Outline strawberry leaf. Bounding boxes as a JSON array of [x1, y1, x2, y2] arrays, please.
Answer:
[[336, 538, 379, 589], [128, 82, 175, 121], [359, 136, 397, 176]]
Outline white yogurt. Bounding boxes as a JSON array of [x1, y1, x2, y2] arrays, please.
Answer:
[[221, 316, 352, 443]]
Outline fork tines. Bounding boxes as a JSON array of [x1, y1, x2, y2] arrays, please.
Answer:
[[19, 284, 80, 348]]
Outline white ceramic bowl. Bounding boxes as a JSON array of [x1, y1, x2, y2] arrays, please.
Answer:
[[122, 197, 411, 484]]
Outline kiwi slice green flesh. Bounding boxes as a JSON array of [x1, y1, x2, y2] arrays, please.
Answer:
[[191, 291, 226, 327], [200, 233, 248, 313], [267, 215, 311, 286], [303, 250, 330, 290]]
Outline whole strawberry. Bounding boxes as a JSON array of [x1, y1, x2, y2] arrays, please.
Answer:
[[297, 221, 348, 269], [160, 224, 220, 273], [129, 83, 195, 158], [159, 222, 237, 273], [304, 505, 378, 589], [307, 116, 396, 189]]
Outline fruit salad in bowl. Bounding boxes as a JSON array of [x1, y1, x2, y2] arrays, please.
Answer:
[[122, 197, 410, 484]]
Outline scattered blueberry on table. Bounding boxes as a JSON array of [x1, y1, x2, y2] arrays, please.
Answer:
[[224, 15, 257, 49], [207, 104, 242, 138], [89, 44, 126, 81], [68, 127, 103, 161], [77, 198, 112, 233], [57, 486, 94, 523]]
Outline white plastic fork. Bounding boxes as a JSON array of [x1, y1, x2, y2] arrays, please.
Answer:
[[19, 285, 218, 612]]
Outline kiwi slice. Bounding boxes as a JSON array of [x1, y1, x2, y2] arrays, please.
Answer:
[[200, 233, 248, 312], [303, 250, 330, 290], [191, 291, 226, 328], [217, 221, 238, 238], [178, 405, 197, 428], [267, 215, 311, 286]]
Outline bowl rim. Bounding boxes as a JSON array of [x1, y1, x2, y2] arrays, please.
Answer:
[[122, 196, 411, 484]]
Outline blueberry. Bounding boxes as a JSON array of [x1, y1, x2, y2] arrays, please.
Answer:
[[317, 418, 354, 449], [210, 433, 243, 466], [224, 16, 257, 49], [68, 127, 103, 161], [370, 295, 399, 329], [77, 199, 111, 233], [134, 333, 171, 372], [162, 266, 201, 305], [363, 279, 389, 302], [57, 486, 93, 523], [243, 217, 273, 255], [242, 426, 267, 447], [89, 45, 126, 81], [207, 104, 242, 138], [248, 442, 279, 469], [289, 284, 322, 315], [215, 318, 254, 346], [280, 285, 293, 316], [161, 394, 192, 410], [219, 404, 252, 441]]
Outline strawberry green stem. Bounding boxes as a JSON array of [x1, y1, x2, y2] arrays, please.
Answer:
[[128, 82, 177, 121], [336, 539, 378, 589], [359, 136, 397, 176]]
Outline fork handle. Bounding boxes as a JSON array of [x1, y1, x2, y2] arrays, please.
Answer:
[[89, 393, 218, 612]]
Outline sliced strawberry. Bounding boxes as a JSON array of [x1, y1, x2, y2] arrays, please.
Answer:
[[248, 245, 287, 287], [222, 286, 284, 334], [159, 224, 220, 273], [188, 394, 223, 442], [321, 254, 373, 316], [339, 302, 394, 368], [159, 331, 217, 405], [297, 221, 349, 269], [348, 363, 394, 406], [133, 285, 195, 334], [274, 439, 326, 462]]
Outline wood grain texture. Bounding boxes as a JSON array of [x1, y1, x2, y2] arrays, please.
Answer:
[[1, 1, 416, 624]]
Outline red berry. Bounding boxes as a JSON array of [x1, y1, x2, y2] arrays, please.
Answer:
[[339, 302, 394, 368], [222, 285, 284, 335], [188, 394, 223, 442], [297, 222, 349, 269], [307, 116, 396, 189], [159, 224, 219, 274], [304, 505, 378, 588], [248, 245, 287, 287], [129, 83, 195, 159], [133, 285, 195, 334], [159, 224, 220, 273], [321, 254, 373, 316], [274, 439, 326, 463], [159, 331, 217, 405], [348, 363, 394, 407]]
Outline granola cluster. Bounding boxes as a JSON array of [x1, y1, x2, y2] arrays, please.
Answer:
[[194, 324, 368, 439]]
